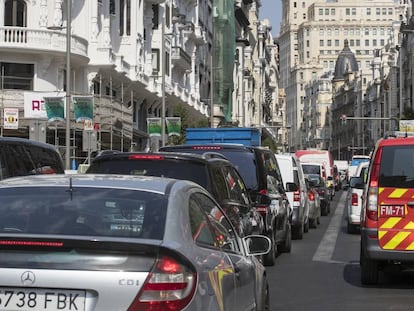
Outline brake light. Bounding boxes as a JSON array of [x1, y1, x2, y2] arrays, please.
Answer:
[[256, 206, 269, 214], [0, 240, 63, 247], [192, 146, 222, 150], [351, 193, 359, 206], [129, 155, 165, 160], [365, 147, 382, 222], [259, 189, 268, 195], [308, 191, 315, 201], [293, 190, 300, 202], [129, 256, 197, 311]]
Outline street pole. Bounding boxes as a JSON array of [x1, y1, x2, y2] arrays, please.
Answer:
[[161, 11, 166, 147], [65, 0, 72, 170]]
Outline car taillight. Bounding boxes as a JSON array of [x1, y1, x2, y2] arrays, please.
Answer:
[[192, 146, 222, 150], [293, 190, 301, 202], [308, 191, 315, 201], [129, 256, 197, 311], [259, 189, 268, 195], [365, 147, 382, 222], [351, 193, 359, 206], [129, 155, 165, 160], [256, 206, 269, 214]]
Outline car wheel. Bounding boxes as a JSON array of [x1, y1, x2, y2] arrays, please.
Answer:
[[304, 218, 309, 233], [309, 217, 317, 228], [347, 221, 355, 234], [263, 230, 276, 266], [279, 223, 292, 253], [293, 223, 304, 240], [360, 244, 379, 285], [256, 278, 270, 311]]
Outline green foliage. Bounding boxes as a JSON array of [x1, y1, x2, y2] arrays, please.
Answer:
[[261, 137, 278, 152], [167, 103, 209, 145]]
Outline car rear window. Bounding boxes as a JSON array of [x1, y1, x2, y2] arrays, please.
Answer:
[[0, 187, 167, 240], [302, 164, 321, 175], [160, 148, 258, 190], [379, 145, 414, 188], [88, 158, 209, 190]]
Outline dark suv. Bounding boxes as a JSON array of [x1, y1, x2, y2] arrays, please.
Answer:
[[160, 144, 294, 266], [86, 151, 264, 238]]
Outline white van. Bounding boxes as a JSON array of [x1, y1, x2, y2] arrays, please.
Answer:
[[275, 154, 309, 240]]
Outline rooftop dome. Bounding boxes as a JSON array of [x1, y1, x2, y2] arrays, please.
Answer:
[[333, 39, 359, 81]]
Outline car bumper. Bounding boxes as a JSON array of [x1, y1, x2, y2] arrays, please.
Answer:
[[348, 210, 360, 224], [361, 227, 414, 262]]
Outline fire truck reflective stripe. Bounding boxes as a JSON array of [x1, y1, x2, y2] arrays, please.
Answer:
[[407, 241, 414, 250], [382, 232, 411, 249], [404, 221, 414, 230], [389, 189, 407, 198], [378, 230, 387, 239], [380, 217, 402, 229]]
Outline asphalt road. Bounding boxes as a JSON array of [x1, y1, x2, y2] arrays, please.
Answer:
[[267, 190, 414, 311]]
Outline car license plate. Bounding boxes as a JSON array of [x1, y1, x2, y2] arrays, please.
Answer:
[[379, 205, 405, 217], [0, 288, 85, 310]]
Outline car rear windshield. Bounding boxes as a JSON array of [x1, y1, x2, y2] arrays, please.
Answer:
[[88, 158, 209, 190], [302, 164, 321, 175], [0, 187, 167, 240], [379, 145, 414, 188], [160, 148, 258, 190]]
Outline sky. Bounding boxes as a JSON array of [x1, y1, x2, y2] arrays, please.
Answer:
[[259, 0, 282, 37]]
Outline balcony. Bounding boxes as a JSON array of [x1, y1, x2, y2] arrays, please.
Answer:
[[0, 26, 88, 59], [171, 46, 191, 71]]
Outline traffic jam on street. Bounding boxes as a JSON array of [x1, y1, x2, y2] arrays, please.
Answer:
[[3, 135, 414, 311]]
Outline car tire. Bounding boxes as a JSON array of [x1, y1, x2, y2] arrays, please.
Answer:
[[256, 277, 270, 311], [347, 221, 356, 234], [279, 223, 292, 253], [304, 218, 309, 233], [360, 244, 379, 285], [263, 230, 276, 266], [292, 223, 304, 240]]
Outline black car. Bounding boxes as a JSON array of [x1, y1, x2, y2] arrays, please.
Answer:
[[160, 144, 294, 266], [0, 137, 64, 179], [86, 151, 264, 238]]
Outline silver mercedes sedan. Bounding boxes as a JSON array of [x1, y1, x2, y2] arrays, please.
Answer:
[[0, 174, 270, 311]]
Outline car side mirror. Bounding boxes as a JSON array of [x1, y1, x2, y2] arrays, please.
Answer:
[[251, 192, 271, 206], [285, 182, 299, 192], [243, 235, 271, 256]]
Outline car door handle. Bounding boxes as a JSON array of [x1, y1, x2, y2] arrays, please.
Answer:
[[407, 202, 414, 207]]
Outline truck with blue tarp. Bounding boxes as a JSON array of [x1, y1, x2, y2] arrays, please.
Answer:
[[185, 127, 261, 146]]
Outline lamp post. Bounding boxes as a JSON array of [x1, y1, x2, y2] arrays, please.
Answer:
[[161, 15, 166, 147], [65, 0, 72, 170]]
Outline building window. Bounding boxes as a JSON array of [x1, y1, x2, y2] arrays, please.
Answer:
[[165, 51, 170, 76], [306, 51, 310, 58], [319, 28, 324, 35], [365, 28, 369, 35], [319, 8, 323, 15], [388, 8, 393, 15], [376, 8, 380, 15], [306, 40, 310, 47], [356, 39, 360, 46], [380, 39, 385, 46], [110, 0, 115, 15], [365, 39, 369, 46], [382, 8, 387, 15], [331, 8, 335, 15], [325, 8, 329, 15], [0, 62, 34, 90], [367, 8, 371, 15], [373, 39, 377, 46], [327, 39, 332, 46], [4, 0, 26, 26], [327, 28, 331, 35], [334, 28, 339, 35], [350, 39, 354, 46], [335, 39, 339, 46], [365, 60, 370, 68], [320, 40, 324, 46], [294, 2, 297, 7], [380, 28, 384, 35], [151, 49, 160, 74], [352, 8, 356, 15], [346, 8, 350, 15], [152, 5, 159, 29], [119, 0, 131, 36], [373, 28, 377, 35]]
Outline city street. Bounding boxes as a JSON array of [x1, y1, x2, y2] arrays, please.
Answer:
[[267, 190, 414, 311]]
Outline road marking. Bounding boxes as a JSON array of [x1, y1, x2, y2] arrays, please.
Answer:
[[313, 191, 347, 263]]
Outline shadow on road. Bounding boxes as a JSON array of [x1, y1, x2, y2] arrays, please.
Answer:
[[343, 261, 414, 289]]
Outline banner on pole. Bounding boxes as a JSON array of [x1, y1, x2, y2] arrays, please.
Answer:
[[3, 108, 19, 129], [166, 117, 181, 137], [73, 96, 94, 122], [147, 118, 162, 137], [44, 97, 65, 122]]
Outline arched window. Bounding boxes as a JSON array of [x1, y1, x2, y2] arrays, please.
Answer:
[[5, 0, 27, 27]]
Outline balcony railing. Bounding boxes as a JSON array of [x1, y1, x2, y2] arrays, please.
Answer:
[[0, 26, 88, 58], [171, 46, 191, 71]]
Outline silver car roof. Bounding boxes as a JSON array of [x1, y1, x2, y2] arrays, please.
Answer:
[[0, 174, 183, 194]]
